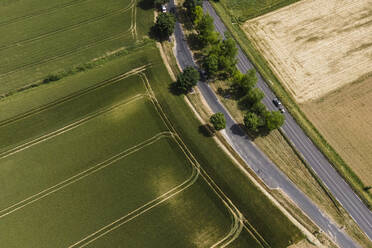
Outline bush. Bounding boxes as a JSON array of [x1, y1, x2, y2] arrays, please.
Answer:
[[210, 112, 226, 130], [43, 74, 61, 84]]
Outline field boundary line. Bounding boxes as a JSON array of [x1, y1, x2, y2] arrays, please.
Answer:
[[0, 64, 151, 127], [0, 0, 90, 27], [0, 94, 148, 160], [130, 0, 137, 40], [0, 0, 135, 52], [140, 72, 271, 247], [68, 154, 199, 248], [0, 29, 133, 78], [0, 132, 173, 219]]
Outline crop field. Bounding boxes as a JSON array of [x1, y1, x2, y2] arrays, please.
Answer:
[[302, 76, 372, 186], [0, 0, 154, 97], [243, 0, 372, 103], [0, 45, 274, 247], [218, 0, 300, 21]]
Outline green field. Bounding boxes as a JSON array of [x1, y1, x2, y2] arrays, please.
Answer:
[[219, 0, 300, 21], [0, 0, 153, 96], [0, 45, 267, 247], [0, 0, 304, 245]]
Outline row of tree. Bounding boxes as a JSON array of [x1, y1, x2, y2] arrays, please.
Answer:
[[154, 0, 284, 134]]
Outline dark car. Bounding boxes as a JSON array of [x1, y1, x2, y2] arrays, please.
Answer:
[[273, 98, 285, 113], [273, 98, 281, 107]]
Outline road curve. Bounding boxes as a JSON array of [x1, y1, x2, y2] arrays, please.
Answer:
[[202, 0, 372, 243], [169, 0, 370, 247]]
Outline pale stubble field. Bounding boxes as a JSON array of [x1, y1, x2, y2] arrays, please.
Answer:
[[243, 0, 372, 185], [243, 0, 372, 103]]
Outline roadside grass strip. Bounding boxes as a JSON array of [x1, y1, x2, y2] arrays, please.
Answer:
[[0, 131, 173, 219]]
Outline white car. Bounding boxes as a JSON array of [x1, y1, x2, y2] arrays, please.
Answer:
[[161, 5, 166, 13]]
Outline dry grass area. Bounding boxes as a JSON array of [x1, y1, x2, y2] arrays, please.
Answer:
[[288, 239, 318, 248], [302, 77, 372, 186], [243, 0, 372, 102]]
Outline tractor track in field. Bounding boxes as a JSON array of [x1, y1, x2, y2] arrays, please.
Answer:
[[140, 73, 265, 247], [0, 1, 135, 52], [0, 64, 150, 127], [68, 152, 200, 248], [0, 131, 175, 220], [0, 29, 134, 77], [0, 94, 148, 160], [0, 0, 90, 27]]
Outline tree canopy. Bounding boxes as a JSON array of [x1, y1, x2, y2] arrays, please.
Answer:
[[244, 112, 261, 133], [175, 66, 200, 93], [264, 111, 284, 131], [232, 69, 257, 97], [153, 13, 175, 40], [210, 112, 226, 130]]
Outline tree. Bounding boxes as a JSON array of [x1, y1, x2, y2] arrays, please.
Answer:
[[195, 14, 219, 47], [183, 0, 203, 15], [202, 53, 219, 78], [193, 6, 203, 26], [250, 102, 266, 116], [153, 13, 175, 40], [176, 66, 200, 93], [264, 111, 284, 131], [239, 88, 264, 109], [232, 69, 257, 97], [210, 112, 226, 130], [244, 112, 261, 133]]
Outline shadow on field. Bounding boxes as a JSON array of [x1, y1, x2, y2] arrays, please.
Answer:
[[168, 82, 183, 96], [198, 124, 215, 137], [137, 0, 153, 10]]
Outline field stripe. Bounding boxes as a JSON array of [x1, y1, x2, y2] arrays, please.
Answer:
[[0, 132, 173, 219], [0, 29, 133, 78], [0, 64, 150, 127], [0, 94, 147, 160], [0, 0, 90, 27], [68, 156, 199, 248], [0, 1, 135, 51]]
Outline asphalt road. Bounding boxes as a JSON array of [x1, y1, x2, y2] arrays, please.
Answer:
[[202, 0, 372, 242], [168, 1, 372, 247]]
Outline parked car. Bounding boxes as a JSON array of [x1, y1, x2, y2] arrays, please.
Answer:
[[161, 4, 166, 13]]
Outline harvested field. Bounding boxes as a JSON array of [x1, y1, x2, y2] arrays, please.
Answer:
[[243, 0, 372, 102], [302, 77, 372, 186]]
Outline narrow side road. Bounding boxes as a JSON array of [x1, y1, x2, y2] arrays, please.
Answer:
[[168, 0, 367, 247]]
